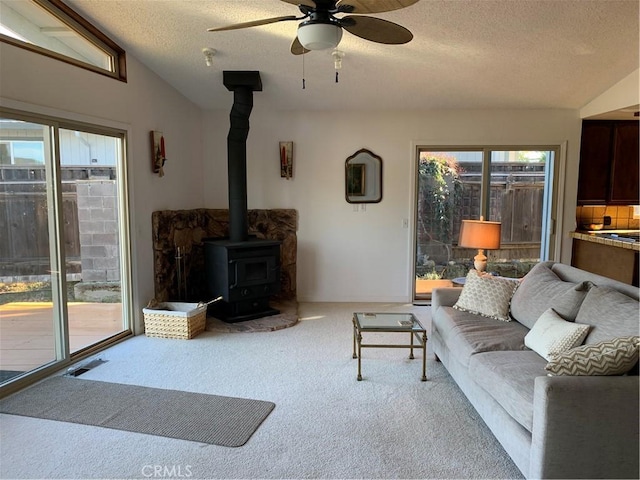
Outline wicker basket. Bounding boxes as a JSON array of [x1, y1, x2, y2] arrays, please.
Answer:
[[142, 302, 207, 339]]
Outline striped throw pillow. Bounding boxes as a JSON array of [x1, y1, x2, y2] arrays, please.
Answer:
[[545, 336, 640, 376]]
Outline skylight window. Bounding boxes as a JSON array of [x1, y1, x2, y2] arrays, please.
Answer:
[[0, 0, 126, 81]]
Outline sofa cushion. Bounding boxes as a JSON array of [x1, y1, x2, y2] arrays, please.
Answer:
[[432, 306, 529, 367], [524, 308, 591, 360], [545, 336, 640, 376], [469, 350, 547, 433], [575, 286, 640, 344], [510, 262, 592, 328], [453, 270, 519, 322]]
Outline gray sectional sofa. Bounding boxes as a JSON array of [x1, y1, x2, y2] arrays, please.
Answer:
[[431, 261, 639, 479]]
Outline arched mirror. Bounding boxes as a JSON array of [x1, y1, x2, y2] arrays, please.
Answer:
[[345, 148, 383, 203]]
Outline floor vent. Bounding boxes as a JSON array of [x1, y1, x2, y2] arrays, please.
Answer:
[[65, 358, 107, 377]]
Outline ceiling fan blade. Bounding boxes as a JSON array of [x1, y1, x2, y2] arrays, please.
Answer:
[[280, 0, 317, 8], [208, 15, 298, 32], [341, 15, 413, 44], [337, 0, 419, 14], [290, 36, 311, 55]]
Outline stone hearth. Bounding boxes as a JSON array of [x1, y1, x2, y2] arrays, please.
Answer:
[[206, 300, 298, 333], [151, 209, 297, 303]]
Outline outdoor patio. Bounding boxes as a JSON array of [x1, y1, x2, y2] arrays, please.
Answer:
[[0, 302, 123, 376]]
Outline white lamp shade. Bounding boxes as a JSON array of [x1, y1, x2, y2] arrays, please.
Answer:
[[458, 219, 501, 250], [297, 23, 342, 50]]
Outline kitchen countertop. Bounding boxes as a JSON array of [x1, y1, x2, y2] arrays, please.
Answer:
[[570, 231, 640, 252]]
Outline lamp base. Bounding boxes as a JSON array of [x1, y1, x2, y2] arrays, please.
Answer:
[[473, 249, 487, 272]]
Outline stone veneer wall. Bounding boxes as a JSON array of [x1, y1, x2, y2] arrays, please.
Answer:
[[151, 209, 297, 302]]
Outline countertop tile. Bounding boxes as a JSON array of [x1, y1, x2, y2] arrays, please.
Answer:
[[570, 231, 640, 252]]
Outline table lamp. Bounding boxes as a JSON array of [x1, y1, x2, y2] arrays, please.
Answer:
[[458, 217, 501, 272]]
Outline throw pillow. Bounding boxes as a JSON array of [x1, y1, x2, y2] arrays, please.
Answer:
[[550, 281, 593, 321], [453, 270, 519, 322], [510, 262, 591, 328], [524, 308, 590, 360], [545, 336, 640, 376], [574, 286, 640, 345]]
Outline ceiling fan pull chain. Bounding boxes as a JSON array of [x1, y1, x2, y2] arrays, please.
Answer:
[[335, 71, 339, 83]]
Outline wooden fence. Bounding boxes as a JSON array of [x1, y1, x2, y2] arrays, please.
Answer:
[[0, 166, 114, 277], [0, 188, 80, 276], [417, 170, 545, 267], [453, 181, 544, 244]]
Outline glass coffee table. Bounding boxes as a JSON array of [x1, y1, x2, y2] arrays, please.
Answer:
[[352, 312, 427, 381]]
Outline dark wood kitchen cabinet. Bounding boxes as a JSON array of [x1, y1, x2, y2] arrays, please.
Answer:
[[577, 120, 639, 205], [610, 122, 640, 203]]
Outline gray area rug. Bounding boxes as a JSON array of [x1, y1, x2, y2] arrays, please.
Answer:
[[0, 376, 274, 447]]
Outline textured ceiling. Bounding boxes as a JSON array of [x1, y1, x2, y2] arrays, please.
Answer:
[[65, 0, 639, 113]]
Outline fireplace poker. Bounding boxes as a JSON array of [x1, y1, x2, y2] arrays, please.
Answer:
[[175, 245, 187, 301], [197, 296, 224, 309]]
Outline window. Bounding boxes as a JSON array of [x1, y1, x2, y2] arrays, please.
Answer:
[[0, 140, 45, 164], [413, 146, 560, 301], [0, 0, 126, 81]]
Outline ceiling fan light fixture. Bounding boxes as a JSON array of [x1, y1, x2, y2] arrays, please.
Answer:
[[297, 23, 342, 51]]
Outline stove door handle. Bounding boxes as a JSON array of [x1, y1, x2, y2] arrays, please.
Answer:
[[228, 259, 238, 289]]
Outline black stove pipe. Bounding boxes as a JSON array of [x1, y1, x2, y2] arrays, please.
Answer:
[[223, 71, 263, 243], [227, 87, 251, 242]]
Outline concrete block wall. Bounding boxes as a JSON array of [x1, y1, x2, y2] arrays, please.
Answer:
[[76, 180, 120, 282]]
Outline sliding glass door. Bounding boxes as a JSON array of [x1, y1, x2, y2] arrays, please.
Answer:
[[0, 110, 132, 389], [59, 127, 127, 355], [414, 147, 558, 301], [0, 120, 58, 382]]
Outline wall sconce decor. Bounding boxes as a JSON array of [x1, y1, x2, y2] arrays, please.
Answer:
[[280, 141, 293, 179], [150, 130, 167, 177]]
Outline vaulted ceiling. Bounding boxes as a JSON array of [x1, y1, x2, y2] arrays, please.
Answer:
[[65, 0, 639, 113]]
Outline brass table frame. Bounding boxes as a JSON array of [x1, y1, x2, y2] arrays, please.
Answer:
[[352, 312, 427, 381]]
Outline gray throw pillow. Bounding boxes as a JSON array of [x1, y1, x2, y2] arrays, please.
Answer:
[[510, 263, 591, 328], [550, 281, 593, 321], [574, 286, 640, 345]]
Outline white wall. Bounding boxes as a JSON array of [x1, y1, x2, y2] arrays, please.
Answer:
[[0, 43, 204, 331], [204, 106, 582, 302], [580, 68, 640, 118]]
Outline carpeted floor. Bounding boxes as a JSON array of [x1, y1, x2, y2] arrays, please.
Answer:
[[0, 302, 523, 480]]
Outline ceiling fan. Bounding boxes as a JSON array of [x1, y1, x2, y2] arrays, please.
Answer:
[[208, 0, 419, 55]]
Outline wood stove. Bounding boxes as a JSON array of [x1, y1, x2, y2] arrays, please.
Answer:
[[205, 71, 282, 322], [204, 238, 280, 321]]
